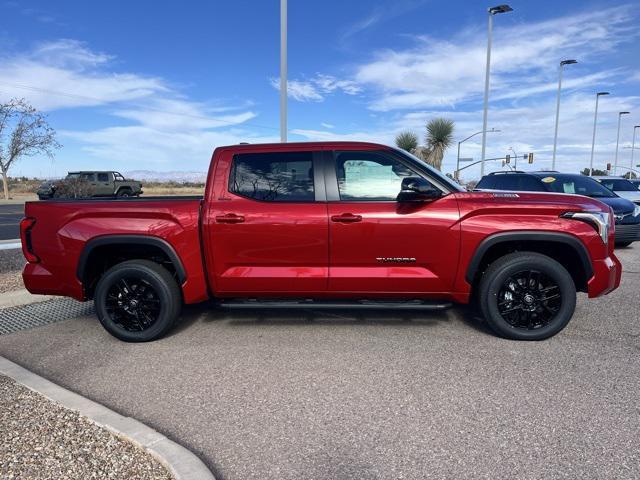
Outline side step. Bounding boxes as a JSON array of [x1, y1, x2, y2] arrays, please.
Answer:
[[216, 299, 452, 310]]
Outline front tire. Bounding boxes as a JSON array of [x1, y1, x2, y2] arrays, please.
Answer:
[[117, 189, 132, 198], [478, 252, 576, 340], [94, 260, 181, 342]]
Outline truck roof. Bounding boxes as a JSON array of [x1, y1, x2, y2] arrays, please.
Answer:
[[218, 141, 393, 151]]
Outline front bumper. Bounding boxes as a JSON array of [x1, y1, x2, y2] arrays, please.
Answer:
[[587, 254, 622, 298], [615, 223, 640, 244]]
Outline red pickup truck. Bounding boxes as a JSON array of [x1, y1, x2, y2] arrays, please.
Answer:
[[20, 142, 621, 342]]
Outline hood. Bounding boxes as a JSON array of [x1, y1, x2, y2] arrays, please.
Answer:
[[595, 196, 635, 214], [456, 190, 612, 214]]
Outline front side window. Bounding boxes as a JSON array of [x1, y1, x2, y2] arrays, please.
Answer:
[[335, 151, 420, 201], [229, 151, 314, 202]]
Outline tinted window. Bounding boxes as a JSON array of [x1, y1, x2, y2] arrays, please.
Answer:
[[600, 179, 638, 192], [335, 151, 420, 201], [97, 173, 109, 182], [490, 175, 526, 190], [519, 176, 546, 191], [476, 176, 495, 189], [543, 175, 614, 197], [229, 152, 314, 202]]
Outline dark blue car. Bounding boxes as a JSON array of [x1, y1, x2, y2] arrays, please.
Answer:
[[476, 171, 640, 247]]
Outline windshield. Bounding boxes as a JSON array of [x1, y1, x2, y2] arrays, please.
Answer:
[[392, 147, 464, 192], [599, 178, 639, 192], [541, 175, 615, 198], [66, 173, 80, 180]]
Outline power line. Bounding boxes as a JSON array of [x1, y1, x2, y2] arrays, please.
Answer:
[[0, 81, 282, 132]]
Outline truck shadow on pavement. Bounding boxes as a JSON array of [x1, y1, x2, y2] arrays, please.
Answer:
[[171, 302, 494, 337]]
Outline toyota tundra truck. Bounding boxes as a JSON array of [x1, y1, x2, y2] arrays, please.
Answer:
[[20, 142, 621, 342]]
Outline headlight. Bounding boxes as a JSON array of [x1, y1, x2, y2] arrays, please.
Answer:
[[560, 211, 610, 244], [634, 204, 640, 217]]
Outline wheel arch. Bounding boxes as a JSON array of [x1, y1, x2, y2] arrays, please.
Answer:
[[77, 235, 187, 298], [466, 231, 593, 292]]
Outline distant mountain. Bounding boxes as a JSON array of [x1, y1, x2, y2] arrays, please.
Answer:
[[124, 170, 207, 183]]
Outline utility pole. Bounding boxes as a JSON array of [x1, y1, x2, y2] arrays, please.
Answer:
[[280, 0, 287, 142]]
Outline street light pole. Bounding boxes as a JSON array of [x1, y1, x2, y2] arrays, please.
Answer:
[[589, 92, 609, 176], [614, 111, 630, 173], [551, 59, 577, 170], [631, 125, 640, 173], [480, 4, 512, 177], [280, 0, 287, 142], [456, 128, 499, 180]]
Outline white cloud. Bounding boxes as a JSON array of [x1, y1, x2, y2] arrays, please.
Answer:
[[0, 39, 269, 173], [270, 73, 361, 102], [354, 6, 638, 111], [320, 122, 335, 129]]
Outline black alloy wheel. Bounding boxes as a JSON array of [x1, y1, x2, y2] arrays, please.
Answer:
[[479, 252, 576, 340], [95, 259, 181, 342]]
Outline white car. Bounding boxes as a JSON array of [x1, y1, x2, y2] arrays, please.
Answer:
[[593, 176, 640, 204]]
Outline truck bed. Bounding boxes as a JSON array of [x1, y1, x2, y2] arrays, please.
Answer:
[[23, 196, 209, 304]]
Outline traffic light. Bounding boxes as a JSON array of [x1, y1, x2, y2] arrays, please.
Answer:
[[528, 153, 534, 164], [607, 162, 612, 171], [505, 154, 510, 164]]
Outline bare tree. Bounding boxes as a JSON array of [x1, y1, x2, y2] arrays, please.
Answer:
[[0, 99, 60, 200]]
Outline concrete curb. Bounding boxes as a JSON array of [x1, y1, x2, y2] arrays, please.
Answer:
[[0, 289, 54, 309], [0, 239, 21, 250], [0, 356, 216, 480]]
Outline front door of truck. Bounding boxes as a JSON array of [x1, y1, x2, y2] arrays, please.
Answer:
[[203, 148, 329, 295], [325, 148, 460, 295]]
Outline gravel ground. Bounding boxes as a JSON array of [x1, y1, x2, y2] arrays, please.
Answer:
[[0, 250, 24, 274], [0, 250, 24, 293], [0, 375, 173, 480]]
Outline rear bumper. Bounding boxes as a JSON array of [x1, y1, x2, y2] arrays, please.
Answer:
[[615, 223, 640, 244], [587, 254, 622, 298], [22, 262, 84, 301]]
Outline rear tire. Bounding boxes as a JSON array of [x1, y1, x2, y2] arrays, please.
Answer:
[[478, 252, 576, 340], [94, 260, 181, 342]]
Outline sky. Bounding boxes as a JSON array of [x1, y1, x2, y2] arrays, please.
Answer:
[[0, 0, 639, 181]]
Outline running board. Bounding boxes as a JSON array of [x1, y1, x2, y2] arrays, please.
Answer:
[[216, 299, 452, 310]]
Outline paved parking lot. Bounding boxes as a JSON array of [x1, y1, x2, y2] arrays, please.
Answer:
[[1, 247, 639, 480]]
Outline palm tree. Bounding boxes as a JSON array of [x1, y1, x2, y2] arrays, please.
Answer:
[[423, 118, 454, 171], [395, 131, 418, 153]]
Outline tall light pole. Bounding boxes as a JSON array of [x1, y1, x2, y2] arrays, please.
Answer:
[[456, 128, 500, 180], [280, 0, 287, 142], [589, 92, 609, 176], [551, 59, 577, 169], [614, 111, 630, 173], [480, 4, 513, 176], [631, 125, 640, 172]]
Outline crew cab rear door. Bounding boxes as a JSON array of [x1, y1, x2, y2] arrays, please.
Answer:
[[202, 147, 329, 295], [324, 148, 461, 295]]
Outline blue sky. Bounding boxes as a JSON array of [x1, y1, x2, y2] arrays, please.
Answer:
[[1, 0, 639, 180]]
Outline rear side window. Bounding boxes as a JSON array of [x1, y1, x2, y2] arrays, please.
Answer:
[[229, 152, 314, 202], [80, 173, 95, 182], [480, 174, 544, 192], [97, 173, 109, 182]]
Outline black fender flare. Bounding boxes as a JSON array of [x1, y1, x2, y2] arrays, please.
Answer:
[[465, 231, 593, 284], [76, 235, 187, 284]]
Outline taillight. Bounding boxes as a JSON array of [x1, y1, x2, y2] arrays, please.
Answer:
[[20, 217, 39, 263]]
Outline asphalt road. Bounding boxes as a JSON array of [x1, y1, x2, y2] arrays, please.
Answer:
[[0, 204, 23, 240], [1, 248, 639, 480]]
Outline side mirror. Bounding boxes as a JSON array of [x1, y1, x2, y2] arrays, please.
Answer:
[[397, 177, 442, 202]]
